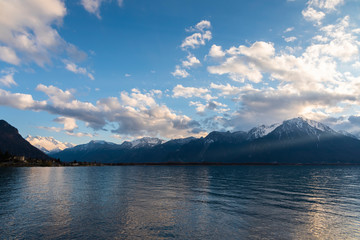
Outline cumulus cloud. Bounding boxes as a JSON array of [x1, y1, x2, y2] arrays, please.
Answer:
[[182, 54, 201, 68], [0, 0, 81, 66], [181, 31, 212, 49], [302, 7, 325, 24], [308, 0, 344, 11], [204, 13, 360, 131], [208, 44, 226, 58], [190, 100, 229, 115], [171, 65, 189, 78], [302, 0, 344, 24], [172, 84, 215, 101], [65, 61, 94, 80], [181, 20, 212, 49], [0, 85, 203, 139], [54, 116, 78, 132]]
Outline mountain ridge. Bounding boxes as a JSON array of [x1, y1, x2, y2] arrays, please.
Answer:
[[50, 117, 360, 164]]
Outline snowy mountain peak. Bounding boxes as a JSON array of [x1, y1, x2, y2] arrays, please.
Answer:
[[26, 135, 76, 153], [247, 123, 281, 140], [283, 117, 336, 133], [130, 137, 164, 148], [267, 117, 338, 140]]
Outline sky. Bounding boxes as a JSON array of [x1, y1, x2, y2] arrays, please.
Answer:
[[1, 0, 360, 144]]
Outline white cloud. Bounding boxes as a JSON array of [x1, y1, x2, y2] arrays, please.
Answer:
[[0, 70, 17, 87], [302, 7, 325, 24], [171, 65, 189, 78], [0, 0, 79, 66], [172, 84, 215, 101], [186, 20, 211, 32], [0, 46, 20, 65], [284, 36, 297, 42], [308, 0, 344, 11], [54, 117, 78, 132], [0, 85, 204, 139], [66, 132, 93, 137], [210, 83, 243, 96], [284, 27, 294, 33], [125, 73, 131, 77], [189, 100, 229, 115], [182, 54, 201, 68], [209, 44, 226, 58], [65, 62, 94, 80], [0, 88, 46, 110], [181, 31, 212, 49], [81, 0, 104, 19], [352, 61, 360, 68], [181, 20, 212, 49], [306, 16, 359, 62], [81, 0, 125, 19]]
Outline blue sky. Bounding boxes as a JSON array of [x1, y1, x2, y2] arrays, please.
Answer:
[[1, 0, 360, 145]]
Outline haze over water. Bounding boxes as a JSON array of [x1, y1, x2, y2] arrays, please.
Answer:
[[1, 166, 360, 239]]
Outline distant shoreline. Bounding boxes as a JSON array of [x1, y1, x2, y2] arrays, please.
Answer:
[[2, 162, 360, 167]]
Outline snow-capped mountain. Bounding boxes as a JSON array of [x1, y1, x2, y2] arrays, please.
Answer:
[[268, 117, 337, 140], [26, 135, 75, 153], [247, 123, 281, 140], [164, 137, 196, 145], [73, 140, 119, 151], [337, 130, 358, 139], [50, 116, 360, 164], [123, 137, 164, 148]]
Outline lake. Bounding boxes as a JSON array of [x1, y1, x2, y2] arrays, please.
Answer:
[[1, 166, 360, 239]]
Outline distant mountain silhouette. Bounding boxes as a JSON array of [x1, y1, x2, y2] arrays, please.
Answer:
[[0, 120, 51, 160], [51, 117, 360, 164]]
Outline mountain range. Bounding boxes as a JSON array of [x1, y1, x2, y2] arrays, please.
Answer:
[[49, 117, 360, 164]]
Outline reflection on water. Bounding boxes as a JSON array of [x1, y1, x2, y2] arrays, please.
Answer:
[[1, 166, 360, 239]]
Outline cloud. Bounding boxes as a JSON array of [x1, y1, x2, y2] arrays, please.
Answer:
[[171, 65, 189, 78], [306, 16, 359, 62], [284, 36, 297, 42], [66, 132, 93, 137], [181, 31, 212, 49], [38, 126, 62, 132], [302, 0, 344, 25], [182, 54, 201, 68], [302, 7, 325, 24], [190, 100, 229, 115], [0, 47, 20, 65], [284, 27, 294, 33], [204, 14, 360, 131], [308, 0, 344, 11], [125, 73, 131, 77], [210, 83, 243, 96], [0, 88, 46, 110], [208, 44, 226, 58], [81, 0, 104, 19], [172, 84, 215, 101], [0, 85, 203, 139], [0, 0, 80, 66], [181, 20, 212, 49], [54, 116, 78, 132], [186, 20, 211, 32], [0, 69, 17, 87], [65, 61, 94, 80], [81, 0, 125, 19]]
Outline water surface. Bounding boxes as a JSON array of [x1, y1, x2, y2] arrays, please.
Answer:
[[1, 166, 360, 239]]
